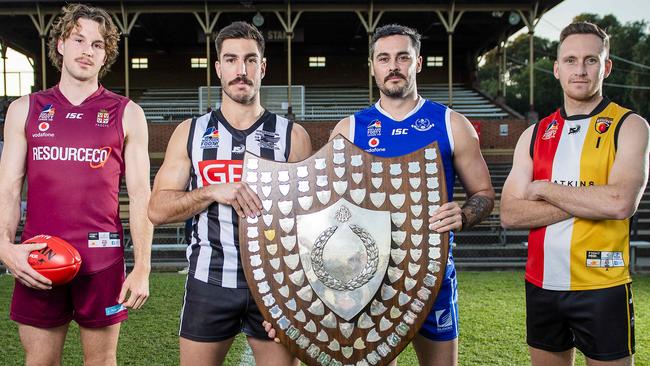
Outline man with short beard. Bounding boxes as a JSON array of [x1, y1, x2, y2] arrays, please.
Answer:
[[148, 21, 311, 366], [266, 24, 494, 366], [502, 22, 648, 366]]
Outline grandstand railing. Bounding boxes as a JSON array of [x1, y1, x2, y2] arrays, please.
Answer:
[[135, 85, 512, 123], [198, 85, 306, 118]]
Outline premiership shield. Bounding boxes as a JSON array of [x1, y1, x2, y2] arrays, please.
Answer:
[[239, 136, 449, 366]]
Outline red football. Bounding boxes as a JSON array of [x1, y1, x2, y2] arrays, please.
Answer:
[[23, 235, 82, 286]]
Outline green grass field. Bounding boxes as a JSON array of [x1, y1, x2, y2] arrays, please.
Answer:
[[1, 271, 648, 365]]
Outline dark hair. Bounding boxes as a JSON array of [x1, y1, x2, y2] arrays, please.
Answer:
[[558, 21, 610, 58], [215, 21, 265, 59], [48, 3, 120, 78], [370, 24, 421, 57]]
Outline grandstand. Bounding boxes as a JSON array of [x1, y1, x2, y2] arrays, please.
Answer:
[[137, 84, 512, 122], [2, 0, 648, 273]]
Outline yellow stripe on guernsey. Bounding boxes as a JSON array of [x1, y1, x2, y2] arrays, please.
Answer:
[[544, 101, 632, 290]]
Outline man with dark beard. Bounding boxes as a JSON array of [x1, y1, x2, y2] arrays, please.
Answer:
[[148, 22, 311, 366], [330, 24, 494, 366], [266, 24, 495, 366]]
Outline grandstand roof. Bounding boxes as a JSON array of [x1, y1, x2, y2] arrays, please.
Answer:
[[0, 1, 561, 63]]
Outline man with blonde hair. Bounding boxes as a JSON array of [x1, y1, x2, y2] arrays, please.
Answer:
[[502, 21, 648, 366]]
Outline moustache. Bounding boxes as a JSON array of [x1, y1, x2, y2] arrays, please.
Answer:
[[385, 71, 407, 83], [229, 77, 254, 86], [75, 57, 94, 66]]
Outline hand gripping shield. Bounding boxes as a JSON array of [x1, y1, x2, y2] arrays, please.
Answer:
[[239, 136, 449, 366]]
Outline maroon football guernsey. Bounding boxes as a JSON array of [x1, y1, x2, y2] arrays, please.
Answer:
[[23, 85, 129, 275]]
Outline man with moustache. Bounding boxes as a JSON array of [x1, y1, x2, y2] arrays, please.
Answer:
[[501, 22, 648, 366], [148, 21, 311, 366]]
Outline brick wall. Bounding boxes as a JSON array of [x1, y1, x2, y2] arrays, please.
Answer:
[[147, 118, 527, 164]]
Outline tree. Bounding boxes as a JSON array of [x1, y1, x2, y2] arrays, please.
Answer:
[[478, 14, 650, 119]]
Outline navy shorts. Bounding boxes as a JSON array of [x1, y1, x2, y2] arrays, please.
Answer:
[[179, 276, 267, 342], [526, 281, 635, 361]]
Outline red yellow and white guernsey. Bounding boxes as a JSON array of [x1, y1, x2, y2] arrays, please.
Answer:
[[528, 98, 635, 291]]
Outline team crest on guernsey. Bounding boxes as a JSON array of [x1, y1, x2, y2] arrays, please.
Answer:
[[542, 120, 559, 140], [412, 118, 433, 132], [96, 109, 110, 126], [595, 117, 613, 134], [200, 126, 220, 149], [367, 120, 382, 136], [254, 130, 281, 150], [38, 104, 56, 122]]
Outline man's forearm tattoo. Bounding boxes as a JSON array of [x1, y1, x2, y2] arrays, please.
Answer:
[[461, 195, 494, 229]]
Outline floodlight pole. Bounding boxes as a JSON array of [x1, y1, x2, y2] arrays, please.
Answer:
[[275, 3, 302, 119], [436, 2, 464, 108], [502, 38, 507, 97], [1, 41, 7, 100], [194, 3, 220, 111], [28, 4, 55, 90], [518, 1, 542, 123], [112, 2, 140, 98], [356, 2, 384, 105]]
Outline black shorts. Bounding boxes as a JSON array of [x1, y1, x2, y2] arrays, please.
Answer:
[[525, 281, 635, 361], [179, 276, 267, 342]]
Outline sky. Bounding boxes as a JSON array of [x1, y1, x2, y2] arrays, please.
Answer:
[[1, 0, 649, 96], [528, 0, 650, 41]]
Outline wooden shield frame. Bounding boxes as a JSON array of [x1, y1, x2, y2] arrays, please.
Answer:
[[239, 136, 449, 366]]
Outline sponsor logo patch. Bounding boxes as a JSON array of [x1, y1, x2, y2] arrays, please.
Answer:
[[32, 146, 112, 168], [232, 145, 246, 154], [435, 309, 453, 329], [586, 251, 624, 268], [198, 159, 243, 185], [38, 122, 50, 132], [542, 120, 559, 140], [105, 304, 127, 316], [88, 232, 121, 248], [66, 112, 83, 119], [200, 127, 220, 149], [368, 137, 380, 148], [38, 104, 56, 122], [367, 120, 382, 136], [568, 125, 581, 135]]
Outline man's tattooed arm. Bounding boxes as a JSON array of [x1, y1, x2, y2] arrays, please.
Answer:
[[460, 194, 495, 230]]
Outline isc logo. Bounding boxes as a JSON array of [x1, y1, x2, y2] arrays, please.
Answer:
[[66, 112, 84, 119], [198, 160, 243, 185], [391, 128, 408, 135]]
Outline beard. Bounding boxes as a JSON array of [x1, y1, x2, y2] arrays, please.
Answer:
[[376, 71, 415, 98], [222, 76, 258, 105]]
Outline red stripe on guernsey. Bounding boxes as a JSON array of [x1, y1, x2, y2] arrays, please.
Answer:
[[527, 110, 564, 285]]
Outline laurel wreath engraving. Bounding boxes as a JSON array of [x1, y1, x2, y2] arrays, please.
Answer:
[[310, 224, 379, 291]]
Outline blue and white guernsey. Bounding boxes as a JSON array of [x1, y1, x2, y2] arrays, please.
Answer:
[[350, 96, 457, 283]]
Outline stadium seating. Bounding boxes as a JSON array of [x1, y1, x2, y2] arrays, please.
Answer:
[[137, 84, 512, 122]]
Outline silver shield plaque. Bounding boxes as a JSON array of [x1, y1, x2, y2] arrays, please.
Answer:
[[239, 136, 449, 366]]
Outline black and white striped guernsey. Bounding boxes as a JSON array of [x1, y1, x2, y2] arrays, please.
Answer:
[[186, 109, 293, 288]]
